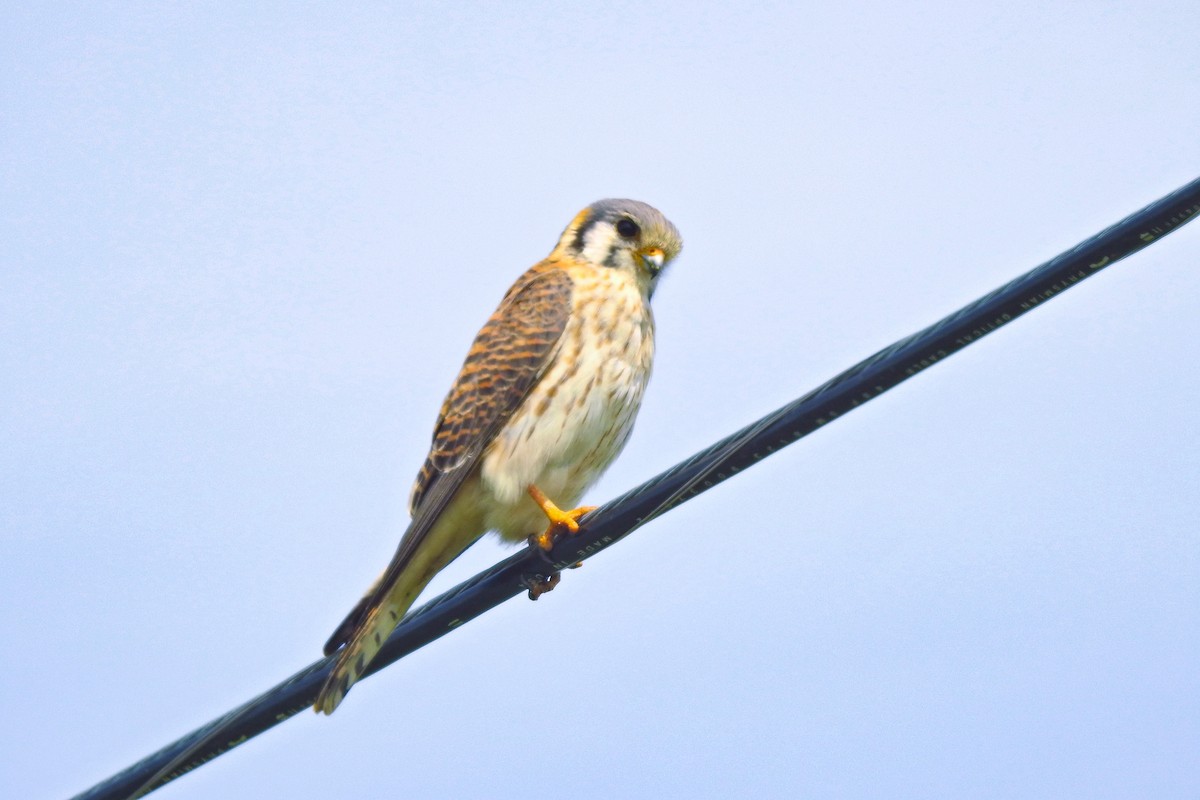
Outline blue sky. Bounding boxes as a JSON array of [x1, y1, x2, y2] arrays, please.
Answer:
[[3, 3, 1198, 798]]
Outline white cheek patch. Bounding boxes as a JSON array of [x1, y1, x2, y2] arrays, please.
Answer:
[[581, 222, 620, 268]]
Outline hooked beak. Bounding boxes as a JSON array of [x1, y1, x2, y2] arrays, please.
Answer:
[[639, 248, 665, 275]]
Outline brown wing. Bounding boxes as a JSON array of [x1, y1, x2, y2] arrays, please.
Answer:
[[321, 264, 572, 657], [409, 264, 573, 514]]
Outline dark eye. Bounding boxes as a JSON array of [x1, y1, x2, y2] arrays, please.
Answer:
[[615, 218, 640, 239]]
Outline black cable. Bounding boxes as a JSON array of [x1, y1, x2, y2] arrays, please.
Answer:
[[71, 176, 1200, 800]]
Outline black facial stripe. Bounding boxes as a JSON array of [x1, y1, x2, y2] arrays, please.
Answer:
[[570, 215, 601, 253]]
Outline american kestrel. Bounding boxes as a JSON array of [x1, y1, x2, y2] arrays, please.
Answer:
[[315, 199, 682, 714]]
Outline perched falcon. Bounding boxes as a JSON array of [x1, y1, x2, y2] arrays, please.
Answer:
[[315, 199, 682, 714]]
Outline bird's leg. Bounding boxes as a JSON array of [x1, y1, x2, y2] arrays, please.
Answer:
[[523, 571, 561, 601], [527, 484, 596, 551]]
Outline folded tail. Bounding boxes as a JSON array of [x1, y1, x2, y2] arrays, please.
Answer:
[[314, 502, 483, 715]]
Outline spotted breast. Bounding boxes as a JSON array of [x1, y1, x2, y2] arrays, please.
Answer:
[[479, 262, 655, 540]]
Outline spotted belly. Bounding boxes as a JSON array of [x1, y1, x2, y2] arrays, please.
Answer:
[[479, 272, 655, 540]]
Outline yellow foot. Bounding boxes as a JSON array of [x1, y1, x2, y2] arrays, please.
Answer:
[[524, 571, 561, 601], [527, 485, 596, 551]]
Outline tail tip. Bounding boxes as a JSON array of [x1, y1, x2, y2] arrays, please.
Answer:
[[313, 674, 350, 715]]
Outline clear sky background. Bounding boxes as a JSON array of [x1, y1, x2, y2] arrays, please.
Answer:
[[3, 3, 1198, 798]]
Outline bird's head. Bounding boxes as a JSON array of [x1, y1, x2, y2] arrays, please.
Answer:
[[555, 199, 682, 295]]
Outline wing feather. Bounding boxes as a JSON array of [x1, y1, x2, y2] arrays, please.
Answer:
[[409, 265, 573, 512], [320, 265, 573, 660]]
